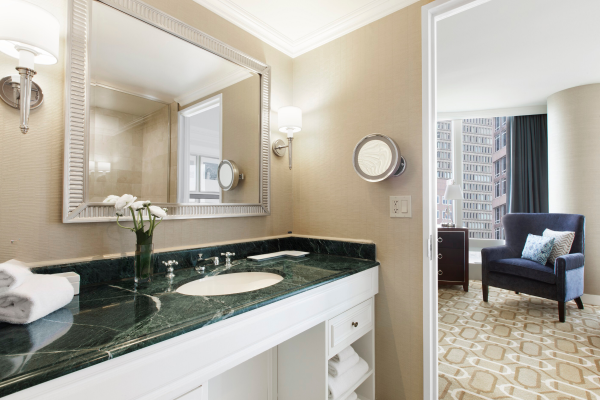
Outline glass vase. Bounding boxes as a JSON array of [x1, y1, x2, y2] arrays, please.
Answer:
[[134, 243, 154, 285]]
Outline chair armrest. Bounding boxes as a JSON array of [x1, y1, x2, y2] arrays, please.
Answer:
[[481, 246, 518, 264], [481, 246, 518, 283], [555, 253, 584, 274]]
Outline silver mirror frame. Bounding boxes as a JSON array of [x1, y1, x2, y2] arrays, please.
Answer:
[[63, 0, 271, 223]]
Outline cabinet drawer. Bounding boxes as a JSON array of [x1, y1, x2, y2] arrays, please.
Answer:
[[328, 298, 373, 356], [438, 248, 465, 266], [438, 249, 465, 282], [438, 231, 465, 249]]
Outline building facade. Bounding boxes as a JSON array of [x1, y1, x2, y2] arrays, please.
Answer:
[[461, 118, 494, 239], [492, 117, 509, 239], [436, 117, 509, 239], [436, 121, 453, 225]]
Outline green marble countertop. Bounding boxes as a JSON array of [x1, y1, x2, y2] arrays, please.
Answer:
[[0, 254, 378, 397]]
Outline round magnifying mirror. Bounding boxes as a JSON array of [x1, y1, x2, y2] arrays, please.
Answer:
[[353, 134, 401, 182], [218, 160, 241, 191]]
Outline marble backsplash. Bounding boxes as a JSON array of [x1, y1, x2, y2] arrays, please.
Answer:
[[33, 237, 376, 286]]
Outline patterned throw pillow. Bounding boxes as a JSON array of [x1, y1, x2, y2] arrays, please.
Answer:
[[521, 234, 555, 265], [543, 228, 576, 264]]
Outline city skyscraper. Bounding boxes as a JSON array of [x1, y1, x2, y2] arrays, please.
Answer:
[[462, 118, 493, 239], [492, 117, 509, 239], [436, 117, 508, 239]]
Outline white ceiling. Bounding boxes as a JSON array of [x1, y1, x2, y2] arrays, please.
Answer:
[[90, 1, 253, 106], [90, 85, 167, 117], [193, 0, 420, 57], [437, 0, 600, 114]]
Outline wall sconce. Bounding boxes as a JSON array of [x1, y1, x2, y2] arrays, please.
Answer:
[[0, 0, 60, 134], [272, 106, 302, 170], [97, 162, 111, 173]]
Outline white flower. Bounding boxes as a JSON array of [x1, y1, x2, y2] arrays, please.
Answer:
[[130, 200, 151, 211], [103, 195, 119, 203], [115, 194, 137, 213], [149, 205, 167, 219]]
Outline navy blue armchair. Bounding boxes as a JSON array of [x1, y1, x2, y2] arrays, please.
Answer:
[[481, 213, 585, 322]]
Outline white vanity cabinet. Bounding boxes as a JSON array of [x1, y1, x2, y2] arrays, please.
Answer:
[[6, 267, 378, 400]]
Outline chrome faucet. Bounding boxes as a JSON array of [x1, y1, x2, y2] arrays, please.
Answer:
[[196, 254, 219, 272], [162, 260, 178, 279], [221, 252, 235, 268]]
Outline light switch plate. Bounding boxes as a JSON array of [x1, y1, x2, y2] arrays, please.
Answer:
[[390, 196, 411, 218]]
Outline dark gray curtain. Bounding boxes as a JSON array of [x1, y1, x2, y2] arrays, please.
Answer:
[[508, 114, 549, 213]]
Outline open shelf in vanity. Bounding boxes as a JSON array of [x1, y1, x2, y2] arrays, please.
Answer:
[[277, 298, 376, 400]]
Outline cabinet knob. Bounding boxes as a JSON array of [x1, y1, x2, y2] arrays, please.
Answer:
[[351, 322, 358, 328], [438, 253, 443, 259], [438, 270, 443, 276], [438, 237, 443, 243]]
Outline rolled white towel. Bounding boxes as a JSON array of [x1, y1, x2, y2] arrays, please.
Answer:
[[329, 352, 360, 377], [331, 345, 357, 362], [0, 260, 32, 294], [342, 393, 358, 400], [328, 357, 369, 399], [0, 274, 74, 324]]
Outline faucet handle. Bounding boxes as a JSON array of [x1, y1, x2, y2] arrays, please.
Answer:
[[221, 252, 235, 258], [163, 260, 178, 279], [198, 253, 203, 261]]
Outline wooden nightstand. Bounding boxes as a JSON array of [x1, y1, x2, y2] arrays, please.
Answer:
[[437, 227, 469, 292]]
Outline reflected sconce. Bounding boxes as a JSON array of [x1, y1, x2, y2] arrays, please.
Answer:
[[97, 162, 111, 173], [272, 106, 302, 170], [0, 0, 60, 134]]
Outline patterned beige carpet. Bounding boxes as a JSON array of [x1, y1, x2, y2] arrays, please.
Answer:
[[439, 281, 600, 400]]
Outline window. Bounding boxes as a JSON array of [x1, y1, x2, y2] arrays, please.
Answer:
[[437, 117, 510, 239], [437, 196, 440, 204]]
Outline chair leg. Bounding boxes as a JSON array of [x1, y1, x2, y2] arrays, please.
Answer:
[[575, 297, 584, 310], [483, 284, 489, 302], [463, 282, 469, 292], [558, 301, 566, 323]]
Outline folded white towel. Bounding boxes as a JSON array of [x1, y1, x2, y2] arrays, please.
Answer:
[[329, 352, 360, 377], [328, 357, 369, 399], [0, 260, 32, 294], [342, 392, 358, 400], [0, 274, 74, 324], [331, 345, 357, 362]]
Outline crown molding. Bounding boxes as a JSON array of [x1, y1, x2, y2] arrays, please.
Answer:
[[193, 0, 420, 58]]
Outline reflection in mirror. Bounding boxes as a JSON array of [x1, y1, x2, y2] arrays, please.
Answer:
[[89, 0, 260, 205]]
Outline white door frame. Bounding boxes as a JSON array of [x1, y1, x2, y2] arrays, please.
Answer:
[[421, 1, 491, 399]]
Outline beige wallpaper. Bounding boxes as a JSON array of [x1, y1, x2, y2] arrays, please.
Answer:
[[292, 1, 430, 398], [548, 84, 600, 296], [0, 0, 293, 262]]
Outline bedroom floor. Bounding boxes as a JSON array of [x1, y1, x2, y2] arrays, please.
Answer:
[[438, 281, 600, 400]]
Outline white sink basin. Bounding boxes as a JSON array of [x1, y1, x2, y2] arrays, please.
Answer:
[[176, 272, 284, 296]]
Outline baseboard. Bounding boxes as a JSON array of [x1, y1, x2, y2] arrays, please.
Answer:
[[581, 293, 600, 306]]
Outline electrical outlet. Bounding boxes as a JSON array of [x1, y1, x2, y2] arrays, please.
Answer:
[[390, 196, 411, 218]]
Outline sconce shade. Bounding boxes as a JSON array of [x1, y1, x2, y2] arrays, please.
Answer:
[[0, 0, 60, 66], [278, 106, 302, 134], [444, 180, 463, 201]]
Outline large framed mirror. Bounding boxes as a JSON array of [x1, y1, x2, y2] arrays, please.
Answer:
[[63, 0, 271, 223]]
